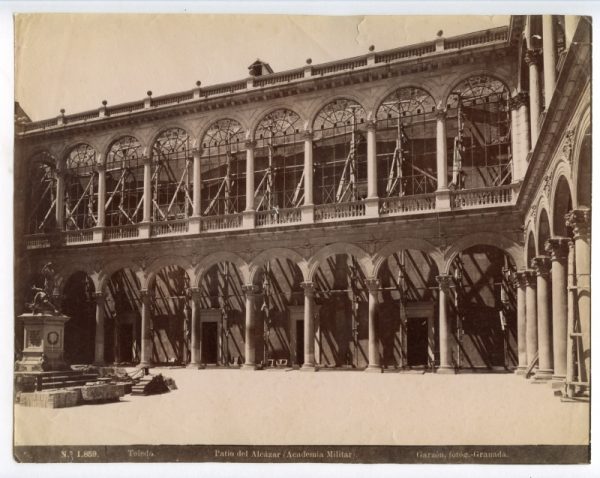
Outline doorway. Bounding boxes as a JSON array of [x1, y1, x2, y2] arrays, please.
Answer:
[[201, 321, 218, 364], [407, 316, 428, 367], [296, 320, 304, 366]]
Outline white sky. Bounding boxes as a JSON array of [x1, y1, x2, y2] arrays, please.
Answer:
[[15, 14, 509, 121]]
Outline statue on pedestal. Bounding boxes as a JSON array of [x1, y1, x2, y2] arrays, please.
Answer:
[[26, 262, 60, 315]]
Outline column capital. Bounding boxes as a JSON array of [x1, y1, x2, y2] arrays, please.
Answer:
[[365, 278, 380, 292], [142, 156, 152, 166], [435, 108, 447, 120], [140, 289, 152, 301], [514, 270, 528, 289], [96, 163, 106, 173], [192, 147, 201, 158], [366, 119, 377, 131], [93, 291, 105, 302], [523, 269, 537, 287], [244, 139, 256, 150], [565, 208, 591, 241], [524, 49, 542, 66], [301, 130, 314, 141], [545, 237, 571, 261], [300, 281, 315, 296], [187, 286, 202, 300], [242, 284, 260, 296], [531, 256, 552, 277], [436, 274, 453, 293], [509, 92, 529, 110]]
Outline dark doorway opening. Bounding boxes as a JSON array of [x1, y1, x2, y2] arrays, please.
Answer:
[[296, 320, 304, 366], [202, 322, 218, 364], [119, 324, 133, 363], [407, 316, 428, 366]]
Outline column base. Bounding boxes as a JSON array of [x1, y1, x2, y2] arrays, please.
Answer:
[[301, 364, 317, 372], [186, 363, 205, 369], [436, 366, 455, 374], [435, 188, 452, 211], [300, 204, 314, 224], [365, 365, 383, 373], [533, 369, 553, 381], [364, 197, 380, 218], [514, 366, 527, 376], [138, 222, 151, 239], [241, 363, 257, 371], [242, 210, 255, 229]]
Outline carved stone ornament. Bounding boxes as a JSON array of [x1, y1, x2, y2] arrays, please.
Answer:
[[562, 129, 576, 166]]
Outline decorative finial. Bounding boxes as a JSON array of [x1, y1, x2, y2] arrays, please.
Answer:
[[369, 45, 375, 52], [196, 80, 201, 87], [306, 58, 312, 65], [437, 30, 444, 38], [102, 100, 107, 106], [60, 108, 65, 115], [147, 90, 152, 97]]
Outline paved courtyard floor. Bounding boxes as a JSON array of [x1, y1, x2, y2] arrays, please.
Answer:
[[14, 368, 589, 446]]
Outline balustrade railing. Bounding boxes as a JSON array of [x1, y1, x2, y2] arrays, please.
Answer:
[[375, 43, 436, 63], [379, 194, 436, 215], [451, 184, 514, 209], [200, 213, 243, 232], [253, 69, 305, 87], [256, 208, 302, 227], [150, 219, 190, 237], [314, 201, 366, 222], [105, 224, 140, 241], [25, 234, 51, 249], [64, 229, 94, 244]]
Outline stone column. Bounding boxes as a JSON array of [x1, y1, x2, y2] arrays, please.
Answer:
[[188, 287, 203, 368], [545, 237, 569, 381], [532, 256, 553, 380], [524, 269, 538, 369], [565, 16, 580, 49], [139, 289, 153, 367], [94, 292, 106, 365], [509, 98, 521, 179], [365, 120, 379, 217], [142, 156, 152, 222], [565, 208, 591, 384], [542, 15, 557, 103], [243, 140, 256, 229], [55, 166, 65, 230], [514, 271, 528, 374], [436, 274, 453, 373], [242, 285, 259, 370], [525, 49, 542, 144], [366, 278, 382, 372], [301, 282, 316, 370], [96, 162, 106, 227], [303, 132, 314, 206], [436, 108, 448, 189], [517, 92, 531, 158], [192, 148, 201, 217]]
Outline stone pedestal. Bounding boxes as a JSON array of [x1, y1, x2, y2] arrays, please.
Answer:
[[16, 313, 70, 371]]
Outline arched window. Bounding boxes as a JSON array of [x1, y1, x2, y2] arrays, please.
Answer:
[[27, 151, 57, 234], [64, 144, 98, 230], [376, 88, 437, 197], [447, 76, 511, 189], [201, 120, 246, 216], [254, 109, 303, 210], [106, 136, 144, 226], [151, 128, 193, 221]]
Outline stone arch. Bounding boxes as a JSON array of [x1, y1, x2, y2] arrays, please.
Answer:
[[307, 242, 372, 281], [372, 238, 444, 278], [373, 84, 438, 117], [441, 70, 514, 106], [148, 123, 197, 154], [248, 248, 309, 284], [197, 116, 249, 149], [61, 139, 102, 165], [98, 258, 144, 294], [526, 230, 537, 268], [144, 255, 195, 290], [537, 208, 551, 256], [550, 173, 574, 237], [56, 262, 99, 296], [248, 105, 308, 140], [102, 132, 145, 162], [308, 95, 368, 130], [193, 251, 250, 287], [443, 232, 523, 273]]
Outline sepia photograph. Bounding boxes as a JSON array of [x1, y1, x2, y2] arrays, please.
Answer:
[[6, 3, 593, 472]]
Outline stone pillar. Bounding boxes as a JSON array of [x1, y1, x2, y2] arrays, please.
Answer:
[[524, 270, 538, 369], [542, 15, 558, 103], [192, 148, 201, 217], [366, 278, 382, 372], [139, 289, 153, 367], [55, 167, 65, 230], [365, 120, 379, 217], [301, 282, 316, 370], [514, 271, 528, 374], [243, 140, 256, 229], [142, 156, 152, 222], [532, 256, 553, 380], [436, 274, 453, 373], [525, 49, 542, 144], [94, 292, 105, 365], [565, 208, 591, 384], [545, 237, 569, 381], [303, 132, 314, 206], [436, 108, 448, 189], [509, 98, 521, 179], [517, 92, 531, 158], [565, 16, 580, 49], [242, 285, 259, 370], [96, 162, 106, 227], [188, 287, 203, 368]]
